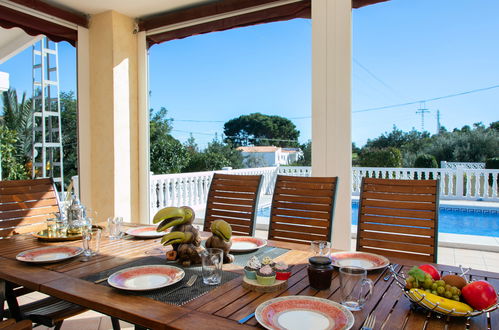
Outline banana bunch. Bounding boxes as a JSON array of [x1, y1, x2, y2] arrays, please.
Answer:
[[408, 288, 473, 316]]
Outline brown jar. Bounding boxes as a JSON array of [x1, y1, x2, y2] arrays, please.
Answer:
[[308, 256, 334, 290]]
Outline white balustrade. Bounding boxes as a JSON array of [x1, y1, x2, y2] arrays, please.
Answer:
[[72, 165, 499, 220]]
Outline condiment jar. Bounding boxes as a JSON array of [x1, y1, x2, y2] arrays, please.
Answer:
[[308, 256, 334, 290]]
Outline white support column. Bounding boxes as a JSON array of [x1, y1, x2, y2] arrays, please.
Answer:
[[311, 0, 352, 250], [138, 31, 150, 223], [77, 26, 91, 207]]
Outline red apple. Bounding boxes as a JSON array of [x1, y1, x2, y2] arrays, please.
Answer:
[[462, 280, 498, 310], [419, 264, 440, 280]]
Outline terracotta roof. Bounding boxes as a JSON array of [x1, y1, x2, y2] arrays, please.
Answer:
[[237, 146, 280, 153], [281, 148, 301, 154]]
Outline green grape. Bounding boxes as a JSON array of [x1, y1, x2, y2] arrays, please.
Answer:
[[432, 290, 438, 295], [436, 280, 446, 287], [431, 283, 438, 291], [423, 278, 433, 289], [445, 284, 452, 291], [425, 273, 432, 280], [452, 295, 460, 301], [455, 288, 461, 296], [450, 287, 459, 295], [437, 286, 445, 295], [444, 291, 453, 299], [425, 289, 431, 293], [406, 276, 415, 284]]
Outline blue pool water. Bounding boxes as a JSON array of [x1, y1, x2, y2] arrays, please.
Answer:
[[258, 203, 499, 237]]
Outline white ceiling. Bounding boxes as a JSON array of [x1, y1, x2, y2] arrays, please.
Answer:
[[44, 0, 215, 18]]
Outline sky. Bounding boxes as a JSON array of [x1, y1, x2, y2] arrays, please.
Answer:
[[1, 0, 498, 149]]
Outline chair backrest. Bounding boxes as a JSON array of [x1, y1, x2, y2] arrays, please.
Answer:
[[356, 177, 439, 263], [268, 175, 338, 244], [0, 178, 60, 237], [203, 173, 262, 236]]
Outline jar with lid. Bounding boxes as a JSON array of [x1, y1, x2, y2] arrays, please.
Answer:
[[308, 256, 334, 290], [67, 195, 85, 235]]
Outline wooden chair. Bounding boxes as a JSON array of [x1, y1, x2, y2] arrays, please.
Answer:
[[203, 173, 262, 236], [0, 178, 60, 237], [268, 175, 338, 244], [0, 319, 32, 330], [0, 179, 98, 330], [356, 177, 439, 263]]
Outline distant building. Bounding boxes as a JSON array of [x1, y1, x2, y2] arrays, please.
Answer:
[[237, 146, 303, 167]]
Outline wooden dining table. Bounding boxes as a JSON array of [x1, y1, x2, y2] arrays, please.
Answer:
[[0, 225, 498, 330]]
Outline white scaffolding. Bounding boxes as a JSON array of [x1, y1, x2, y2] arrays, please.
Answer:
[[31, 37, 64, 193]]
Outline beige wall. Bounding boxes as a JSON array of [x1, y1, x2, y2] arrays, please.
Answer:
[[82, 11, 139, 222]]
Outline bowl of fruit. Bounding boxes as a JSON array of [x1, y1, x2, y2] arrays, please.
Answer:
[[390, 264, 499, 317]]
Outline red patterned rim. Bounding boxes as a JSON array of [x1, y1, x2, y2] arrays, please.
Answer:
[[108, 265, 185, 291], [230, 236, 267, 252], [255, 296, 354, 330], [16, 246, 83, 263], [330, 252, 390, 270], [126, 226, 164, 238]]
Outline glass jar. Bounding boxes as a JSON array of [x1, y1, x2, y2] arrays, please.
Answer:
[[308, 256, 334, 290], [67, 196, 85, 235]]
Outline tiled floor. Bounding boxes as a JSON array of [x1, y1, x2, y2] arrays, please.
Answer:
[[7, 238, 499, 329]]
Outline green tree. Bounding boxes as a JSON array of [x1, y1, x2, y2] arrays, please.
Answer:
[[358, 147, 402, 167], [0, 127, 29, 180], [223, 113, 300, 147], [414, 154, 438, 168], [184, 138, 243, 172], [60, 91, 78, 185], [1, 89, 33, 158], [150, 108, 190, 174], [291, 140, 311, 166]]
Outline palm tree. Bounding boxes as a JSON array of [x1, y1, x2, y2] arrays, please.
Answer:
[[1, 88, 33, 158]]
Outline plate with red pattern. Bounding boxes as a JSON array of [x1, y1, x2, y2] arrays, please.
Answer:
[[107, 265, 185, 291], [230, 236, 267, 252], [255, 296, 354, 330], [16, 246, 83, 264], [330, 251, 390, 271], [125, 226, 164, 238]]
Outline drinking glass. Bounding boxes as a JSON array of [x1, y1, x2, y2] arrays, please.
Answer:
[[201, 248, 223, 285], [55, 217, 68, 237], [311, 240, 331, 257], [107, 216, 123, 239], [82, 228, 102, 257], [339, 266, 373, 311]]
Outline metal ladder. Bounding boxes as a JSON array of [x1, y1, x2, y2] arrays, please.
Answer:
[[31, 37, 64, 194]]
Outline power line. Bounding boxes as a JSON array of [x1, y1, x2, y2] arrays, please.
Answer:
[[353, 83, 499, 113], [353, 58, 402, 98], [172, 129, 299, 143]]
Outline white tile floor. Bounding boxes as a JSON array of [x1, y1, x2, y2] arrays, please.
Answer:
[[8, 238, 499, 329]]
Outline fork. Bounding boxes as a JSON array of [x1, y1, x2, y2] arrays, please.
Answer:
[[362, 314, 376, 330], [168, 275, 198, 295]]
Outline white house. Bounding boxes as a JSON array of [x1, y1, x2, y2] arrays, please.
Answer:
[[237, 146, 303, 167]]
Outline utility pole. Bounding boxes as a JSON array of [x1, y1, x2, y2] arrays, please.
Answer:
[[416, 102, 430, 131], [436, 109, 441, 134]]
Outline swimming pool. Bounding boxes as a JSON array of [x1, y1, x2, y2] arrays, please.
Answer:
[[257, 202, 499, 237]]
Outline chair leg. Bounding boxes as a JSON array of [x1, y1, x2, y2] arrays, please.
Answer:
[[5, 282, 22, 321], [54, 321, 63, 330], [111, 317, 121, 330], [134, 325, 147, 330]]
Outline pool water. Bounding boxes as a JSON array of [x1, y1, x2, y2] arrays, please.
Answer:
[[258, 203, 499, 237]]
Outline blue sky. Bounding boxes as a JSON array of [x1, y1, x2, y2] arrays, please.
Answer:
[[1, 0, 498, 149]]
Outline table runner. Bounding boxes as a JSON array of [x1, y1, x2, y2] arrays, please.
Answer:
[[83, 246, 289, 306]]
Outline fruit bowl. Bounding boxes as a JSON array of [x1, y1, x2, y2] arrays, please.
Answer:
[[388, 265, 499, 317]]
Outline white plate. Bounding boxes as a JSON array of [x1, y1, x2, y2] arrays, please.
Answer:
[[125, 226, 164, 238], [230, 236, 267, 252], [107, 265, 185, 291], [255, 296, 354, 330], [330, 251, 390, 271], [16, 246, 83, 264]]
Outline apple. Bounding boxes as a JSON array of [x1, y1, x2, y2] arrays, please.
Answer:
[[462, 280, 498, 310], [419, 264, 440, 280]]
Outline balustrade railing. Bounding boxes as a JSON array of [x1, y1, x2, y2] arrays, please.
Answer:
[[71, 166, 499, 219]]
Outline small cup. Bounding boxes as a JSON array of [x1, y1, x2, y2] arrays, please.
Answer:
[[201, 248, 223, 285], [311, 240, 331, 257], [55, 218, 68, 237], [339, 266, 373, 311], [46, 218, 57, 237], [82, 228, 102, 257], [107, 216, 123, 239]]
